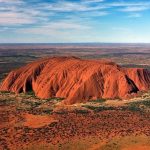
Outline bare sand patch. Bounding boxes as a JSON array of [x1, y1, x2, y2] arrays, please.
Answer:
[[23, 113, 58, 128], [122, 145, 150, 150]]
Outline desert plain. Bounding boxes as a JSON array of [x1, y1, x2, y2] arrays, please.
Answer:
[[0, 43, 150, 150]]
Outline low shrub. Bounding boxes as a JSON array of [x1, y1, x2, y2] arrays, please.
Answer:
[[74, 109, 89, 114], [89, 98, 106, 103], [83, 105, 114, 112]]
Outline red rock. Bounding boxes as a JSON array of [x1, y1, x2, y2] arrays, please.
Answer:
[[0, 57, 150, 104]]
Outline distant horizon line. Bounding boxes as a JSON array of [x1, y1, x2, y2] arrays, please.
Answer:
[[1, 42, 150, 45]]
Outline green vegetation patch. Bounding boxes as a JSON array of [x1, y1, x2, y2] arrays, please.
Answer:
[[74, 109, 89, 114], [89, 98, 106, 103], [0, 91, 14, 95], [127, 100, 150, 112], [42, 109, 53, 114], [0, 98, 15, 106], [22, 100, 42, 108], [19, 91, 38, 99], [45, 97, 64, 102], [83, 105, 114, 112]]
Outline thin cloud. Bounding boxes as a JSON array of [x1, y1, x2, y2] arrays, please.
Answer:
[[0, 12, 36, 25], [38, 1, 107, 12], [107, 1, 150, 7], [1, 0, 149, 26], [0, 0, 21, 2], [0, 0, 150, 37], [128, 13, 142, 18], [18, 21, 91, 34], [82, 0, 105, 4], [120, 6, 150, 12], [0, 0, 109, 26], [76, 11, 108, 18]]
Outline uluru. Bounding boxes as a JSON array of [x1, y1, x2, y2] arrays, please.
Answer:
[[0, 56, 150, 104]]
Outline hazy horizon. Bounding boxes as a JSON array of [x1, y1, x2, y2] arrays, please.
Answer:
[[1, 42, 150, 44]]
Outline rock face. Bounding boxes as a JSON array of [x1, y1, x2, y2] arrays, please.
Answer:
[[0, 57, 150, 104]]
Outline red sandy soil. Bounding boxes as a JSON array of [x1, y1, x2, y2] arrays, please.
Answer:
[[0, 57, 150, 104], [0, 103, 150, 150], [123, 145, 150, 150], [23, 113, 58, 128]]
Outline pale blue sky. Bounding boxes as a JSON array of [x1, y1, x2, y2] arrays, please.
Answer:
[[0, 0, 150, 43]]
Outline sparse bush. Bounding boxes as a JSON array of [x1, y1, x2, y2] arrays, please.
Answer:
[[27, 91, 35, 96], [19, 90, 38, 99], [127, 105, 141, 112], [22, 100, 41, 107], [83, 105, 114, 112], [89, 98, 106, 103], [127, 100, 150, 112], [42, 109, 53, 114], [45, 97, 64, 102], [0, 99, 15, 106], [0, 91, 10, 94], [74, 109, 89, 114], [83, 105, 98, 111]]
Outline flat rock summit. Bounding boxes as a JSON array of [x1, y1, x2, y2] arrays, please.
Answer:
[[0, 57, 150, 104]]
